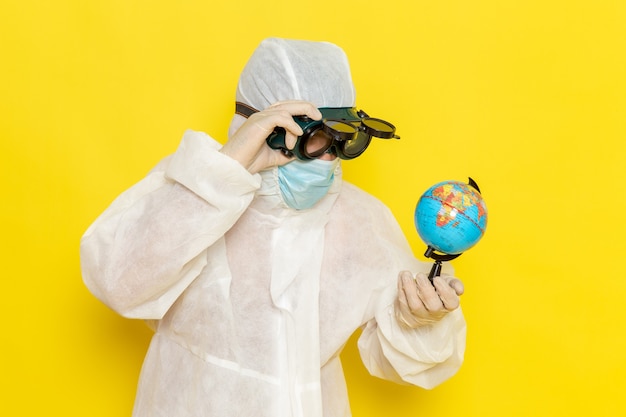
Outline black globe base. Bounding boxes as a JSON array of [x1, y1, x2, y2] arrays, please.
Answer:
[[424, 246, 461, 284]]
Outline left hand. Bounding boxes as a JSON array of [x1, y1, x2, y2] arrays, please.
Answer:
[[395, 270, 465, 329]]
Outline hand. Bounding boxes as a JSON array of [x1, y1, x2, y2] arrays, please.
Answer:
[[395, 270, 465, 329], [219, 100, 322, 174]]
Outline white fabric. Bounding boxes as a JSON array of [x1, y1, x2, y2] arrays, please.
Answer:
[[80, 38, 466, 417], [229, 37, 355, 138], [80, 132, 466, 417], [232, 37, 359, 405], [236, 38, 356, 110]]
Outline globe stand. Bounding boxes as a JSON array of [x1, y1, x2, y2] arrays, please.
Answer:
[[424, 246, 461, 284]]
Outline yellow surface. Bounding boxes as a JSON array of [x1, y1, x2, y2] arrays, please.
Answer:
[[2, 0, 625, 415]]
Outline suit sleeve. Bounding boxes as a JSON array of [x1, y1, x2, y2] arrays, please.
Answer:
[[80, 130, 261, 319], [358, 299, 466, 389], [352, 190, 467, 389]]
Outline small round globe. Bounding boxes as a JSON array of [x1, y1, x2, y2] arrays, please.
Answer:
[[414, 180, 488, 255]]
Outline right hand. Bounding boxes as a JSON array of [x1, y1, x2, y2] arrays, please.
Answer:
[[220, 100, 322, 174]]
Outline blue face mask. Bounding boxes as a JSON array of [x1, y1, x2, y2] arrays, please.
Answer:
[[278, 158, 339, 210]]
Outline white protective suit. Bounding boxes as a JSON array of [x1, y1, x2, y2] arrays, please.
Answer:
[[80, 38, 466, 417]]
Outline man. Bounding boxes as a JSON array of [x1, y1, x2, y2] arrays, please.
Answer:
[[80, 37, 466, 417]]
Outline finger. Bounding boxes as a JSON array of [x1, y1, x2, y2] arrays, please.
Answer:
[[396, 280, 410, 313], [402, 274, 446, 323], [439, 274, 465, 296], [267, 101, 322, 120], [396, 275, 421, 328], [284, 131, 298, 150], [450, 278, 465, 296], [400, 272, 425, 312], [432, 277, 460, 310], [256, 112, 304, 138], [260, 102, 322, 152], [414, 272, 445, 312]]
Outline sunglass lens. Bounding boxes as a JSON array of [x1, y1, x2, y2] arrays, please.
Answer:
[[303, 129, 333, 158], [324, 120, 357, 141], [341, 132, 371, 159], [361, 118, 397, 138]]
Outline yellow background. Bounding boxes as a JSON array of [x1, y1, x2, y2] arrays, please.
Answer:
[[2, 0, 625, 415]]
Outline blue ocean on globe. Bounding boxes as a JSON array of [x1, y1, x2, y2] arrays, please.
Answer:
[[414, 180, 488, 255]]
